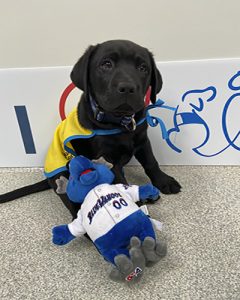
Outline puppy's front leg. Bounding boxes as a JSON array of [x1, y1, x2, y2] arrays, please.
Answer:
[[134, 138, 181, 194], [111, 164, 128, 185]]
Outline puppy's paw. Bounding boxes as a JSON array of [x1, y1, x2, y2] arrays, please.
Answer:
[[156, 172, 181, 194]]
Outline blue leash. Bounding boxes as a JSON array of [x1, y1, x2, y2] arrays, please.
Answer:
[[145, 99, 176, 140]]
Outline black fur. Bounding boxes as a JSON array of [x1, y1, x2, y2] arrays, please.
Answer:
[[0, 40, 181, 214]]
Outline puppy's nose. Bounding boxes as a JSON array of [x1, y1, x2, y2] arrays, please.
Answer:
[[117, 82, 136, 95]]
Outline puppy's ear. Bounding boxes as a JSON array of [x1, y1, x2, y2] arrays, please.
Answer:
[[70, 45, 96, 92], [149, 52, 163, 103]]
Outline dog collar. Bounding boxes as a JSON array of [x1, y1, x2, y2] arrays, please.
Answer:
[[89, 95, 136, 131]]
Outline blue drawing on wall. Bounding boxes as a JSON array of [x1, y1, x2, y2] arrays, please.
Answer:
[[14, 105, 36, 154], [165, 86, 217, 155], [222, 71, 240, 152], [161, 71, 240, 157]]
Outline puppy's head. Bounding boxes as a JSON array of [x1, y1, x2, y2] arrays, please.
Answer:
[[71, 40, 162, 116]]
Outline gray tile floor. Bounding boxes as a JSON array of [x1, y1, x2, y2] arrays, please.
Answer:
[[0, 166, 239, 300]]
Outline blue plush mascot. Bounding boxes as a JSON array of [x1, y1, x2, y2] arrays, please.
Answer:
[[52, 156, 167, 283]]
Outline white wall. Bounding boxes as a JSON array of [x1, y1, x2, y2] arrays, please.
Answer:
[[0, 0, 239, 68], [1, 59, 240, 167]]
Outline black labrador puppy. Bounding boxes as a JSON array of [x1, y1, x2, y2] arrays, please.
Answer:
[[47, 40, 181, 216], [0, 40, 181, 217]]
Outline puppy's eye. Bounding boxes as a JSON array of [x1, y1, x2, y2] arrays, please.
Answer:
[[137, 63, 148, 73], [100, 60, 113, 70]]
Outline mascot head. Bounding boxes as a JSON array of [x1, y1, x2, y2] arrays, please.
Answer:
[[67, 156, 115, 203]]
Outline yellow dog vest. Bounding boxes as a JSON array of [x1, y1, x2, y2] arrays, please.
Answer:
[[44, 108, 94, 178]]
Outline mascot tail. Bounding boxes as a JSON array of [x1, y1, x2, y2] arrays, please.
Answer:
[[0, 179, 51, 203]]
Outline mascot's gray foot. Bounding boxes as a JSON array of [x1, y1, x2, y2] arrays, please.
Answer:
[[55, 176, 68, 194], [109, 237, 146, 283], [142, 237, 167, 267]]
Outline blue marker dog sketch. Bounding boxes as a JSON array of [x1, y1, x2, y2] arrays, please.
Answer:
[[148, 71, 240, 158], [166, 86, 217, 155]]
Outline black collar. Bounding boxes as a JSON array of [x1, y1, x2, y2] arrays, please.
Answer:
[[89, 95, 136, 131]]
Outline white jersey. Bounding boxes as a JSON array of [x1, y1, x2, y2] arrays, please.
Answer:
[[68, 183, 140, 241]]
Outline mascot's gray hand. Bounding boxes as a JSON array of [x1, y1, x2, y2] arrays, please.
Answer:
[[142, 237, 167, 267], [56, 176, 69, 194], [109, 237, 146, 283]]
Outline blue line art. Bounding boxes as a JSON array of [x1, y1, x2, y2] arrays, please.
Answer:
[[14, 106, 36, 154], [164, 71, 240, 157], [228, 71, 240, 91], [222, 93, 240, 152], [165, 86, 217, 154]]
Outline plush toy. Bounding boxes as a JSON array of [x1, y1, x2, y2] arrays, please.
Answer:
[[52, 156, 167, 283]]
